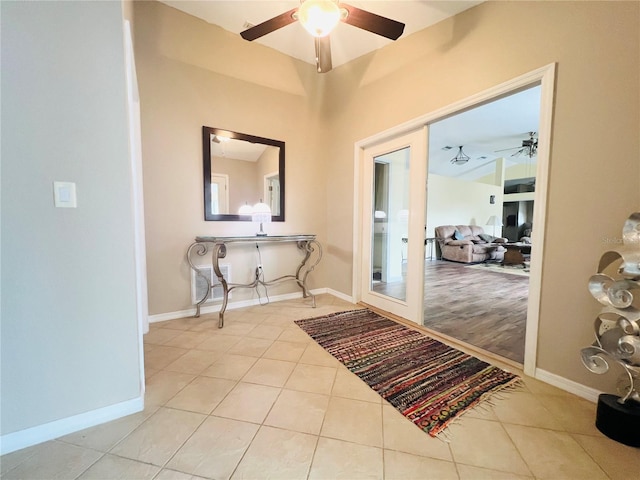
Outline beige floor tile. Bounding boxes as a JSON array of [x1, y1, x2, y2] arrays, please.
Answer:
[[166, 376, 236, 414], [309, 437, 383, 480], [216, 321, 257, 336], [332, 368, 381, 403], [241, 358, 296, 387], [166, 416, 258, 479], [321, 396, 383, 447], [144, 345, 188, 370], [504, 424, 609, 479], [189, 312, 220, 333], [457, 464, 534, 479], [261, 315, 296, 327], [448, 417, 531, 476], [163, 330, 210, 349], [201, 353, 258, 380], [212, 382, 280, 423], [278, 327, 312, 343], [59, 406, 159, 452], [7, 297, 627, 480], [384, 449, 458, 480], [246, 324, 284, 340], [164, 349, 223, 375], [262, 340, 307, 362], [157, 316, 207, 331], [229, 310, 267, 325], [77, 453, 160, 479], [285, 363, 337, 394], [231, 426, 317, 479], [145, 370, 196, 407], [382, 405, 452, 461], [520, 375, 575, 397], [144, 327, 183, 345], [491, 391, 560, 429], [0, 444, 40, 475], [299, 343, 341, 367], [265, 389, 330, 435], [2, 441, 102, 480], [227, 337, 274, 357], [573, 432, 640, 480], [536, 393, 600, 435], [196, 334, 243, 353], [460, 400, 499, 421], [155, 469, 209, 480], [110, 407, 205, 466]]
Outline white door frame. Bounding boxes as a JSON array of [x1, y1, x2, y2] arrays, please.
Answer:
[[353, 63, 556, 376], [211, 173, 229, 214], [123, 20, 148, 395]]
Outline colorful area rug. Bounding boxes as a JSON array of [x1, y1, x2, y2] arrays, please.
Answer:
[[295, 309, 521, 437]]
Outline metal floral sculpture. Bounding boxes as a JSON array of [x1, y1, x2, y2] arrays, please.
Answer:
[[581, 212, 640, 446], [582, 212, 640, 402]]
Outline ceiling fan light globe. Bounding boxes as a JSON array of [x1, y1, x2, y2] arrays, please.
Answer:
[[298, 0, 341, 37]]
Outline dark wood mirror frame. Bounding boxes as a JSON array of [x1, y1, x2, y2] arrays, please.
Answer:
[[203, 126, 285, 222]]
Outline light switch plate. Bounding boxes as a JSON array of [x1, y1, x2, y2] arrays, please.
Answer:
[[53, 181, 77, 208]]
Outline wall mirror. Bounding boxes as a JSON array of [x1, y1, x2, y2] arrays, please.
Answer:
[[203, 126, 285, 221]]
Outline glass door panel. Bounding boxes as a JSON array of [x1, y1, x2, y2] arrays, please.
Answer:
[[360, 128, 427, 323], [370, 149, 410, 301]]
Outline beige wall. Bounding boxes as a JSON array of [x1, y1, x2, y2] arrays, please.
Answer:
[[426, 175, 504, 238], [213, 156, 258, 214], [134, 1, 327, 315], [135, 0, 639, 393]]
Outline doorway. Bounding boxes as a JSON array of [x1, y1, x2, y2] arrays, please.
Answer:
[[354, 64, 555, 375], [423, 85, 542, 365]]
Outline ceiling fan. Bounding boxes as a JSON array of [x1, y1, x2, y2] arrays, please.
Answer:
[[240, 0, 405, 73], [495, 132, 539, 158]]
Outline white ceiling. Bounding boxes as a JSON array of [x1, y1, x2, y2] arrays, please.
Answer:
[[160, 1, 482, 68], [428, 86, 541, 180], [161, 1, 540, 182], [211, 136, 268, 161]]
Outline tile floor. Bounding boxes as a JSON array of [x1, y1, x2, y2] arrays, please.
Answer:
[[2, 294, 639, 479]]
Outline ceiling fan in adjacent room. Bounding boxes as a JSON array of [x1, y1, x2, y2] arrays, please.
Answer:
[[240, 0, 405, 73], [495, 131, 539, 158]]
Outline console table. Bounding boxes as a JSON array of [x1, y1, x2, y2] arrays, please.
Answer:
[[186, 235, 322, 328]]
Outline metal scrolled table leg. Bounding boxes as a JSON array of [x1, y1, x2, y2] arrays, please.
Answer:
[[212, 242, 229, 328], [295, 240, 323, 308], [186, 242, 211, 318]]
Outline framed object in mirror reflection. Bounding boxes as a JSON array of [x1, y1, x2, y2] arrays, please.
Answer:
[[202, 126, 285, 221]]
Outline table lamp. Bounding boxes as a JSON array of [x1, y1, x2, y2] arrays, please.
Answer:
[[252, 200, 271, 236], [486, 215, 503, 237]]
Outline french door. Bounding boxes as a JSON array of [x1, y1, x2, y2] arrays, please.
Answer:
[[359, 128, 428, 323]]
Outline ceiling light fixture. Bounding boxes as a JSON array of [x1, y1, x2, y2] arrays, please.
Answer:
[[450, 146, 470, 165], [297, 0, 342, 37]]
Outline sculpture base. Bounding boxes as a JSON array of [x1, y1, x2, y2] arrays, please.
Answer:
[[596, 394, 640, 447]]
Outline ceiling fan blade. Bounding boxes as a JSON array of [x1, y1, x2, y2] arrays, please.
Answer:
[[240, 8, 298, 41], [340, 3, 405, 40], [315, 36, 332, 73], [495, 146, 521, 152]]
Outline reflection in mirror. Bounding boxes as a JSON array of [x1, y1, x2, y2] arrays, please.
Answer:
[[203, 126, 285, 221]]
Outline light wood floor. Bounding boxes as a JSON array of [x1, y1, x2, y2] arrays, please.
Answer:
[[373, 260, 528, 364]]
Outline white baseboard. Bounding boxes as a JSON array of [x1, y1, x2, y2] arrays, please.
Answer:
[[325, 288, 355, 304], [0, 396, 144, 455], [534, 368, 601, 403], [149, 288, 338, 324]]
